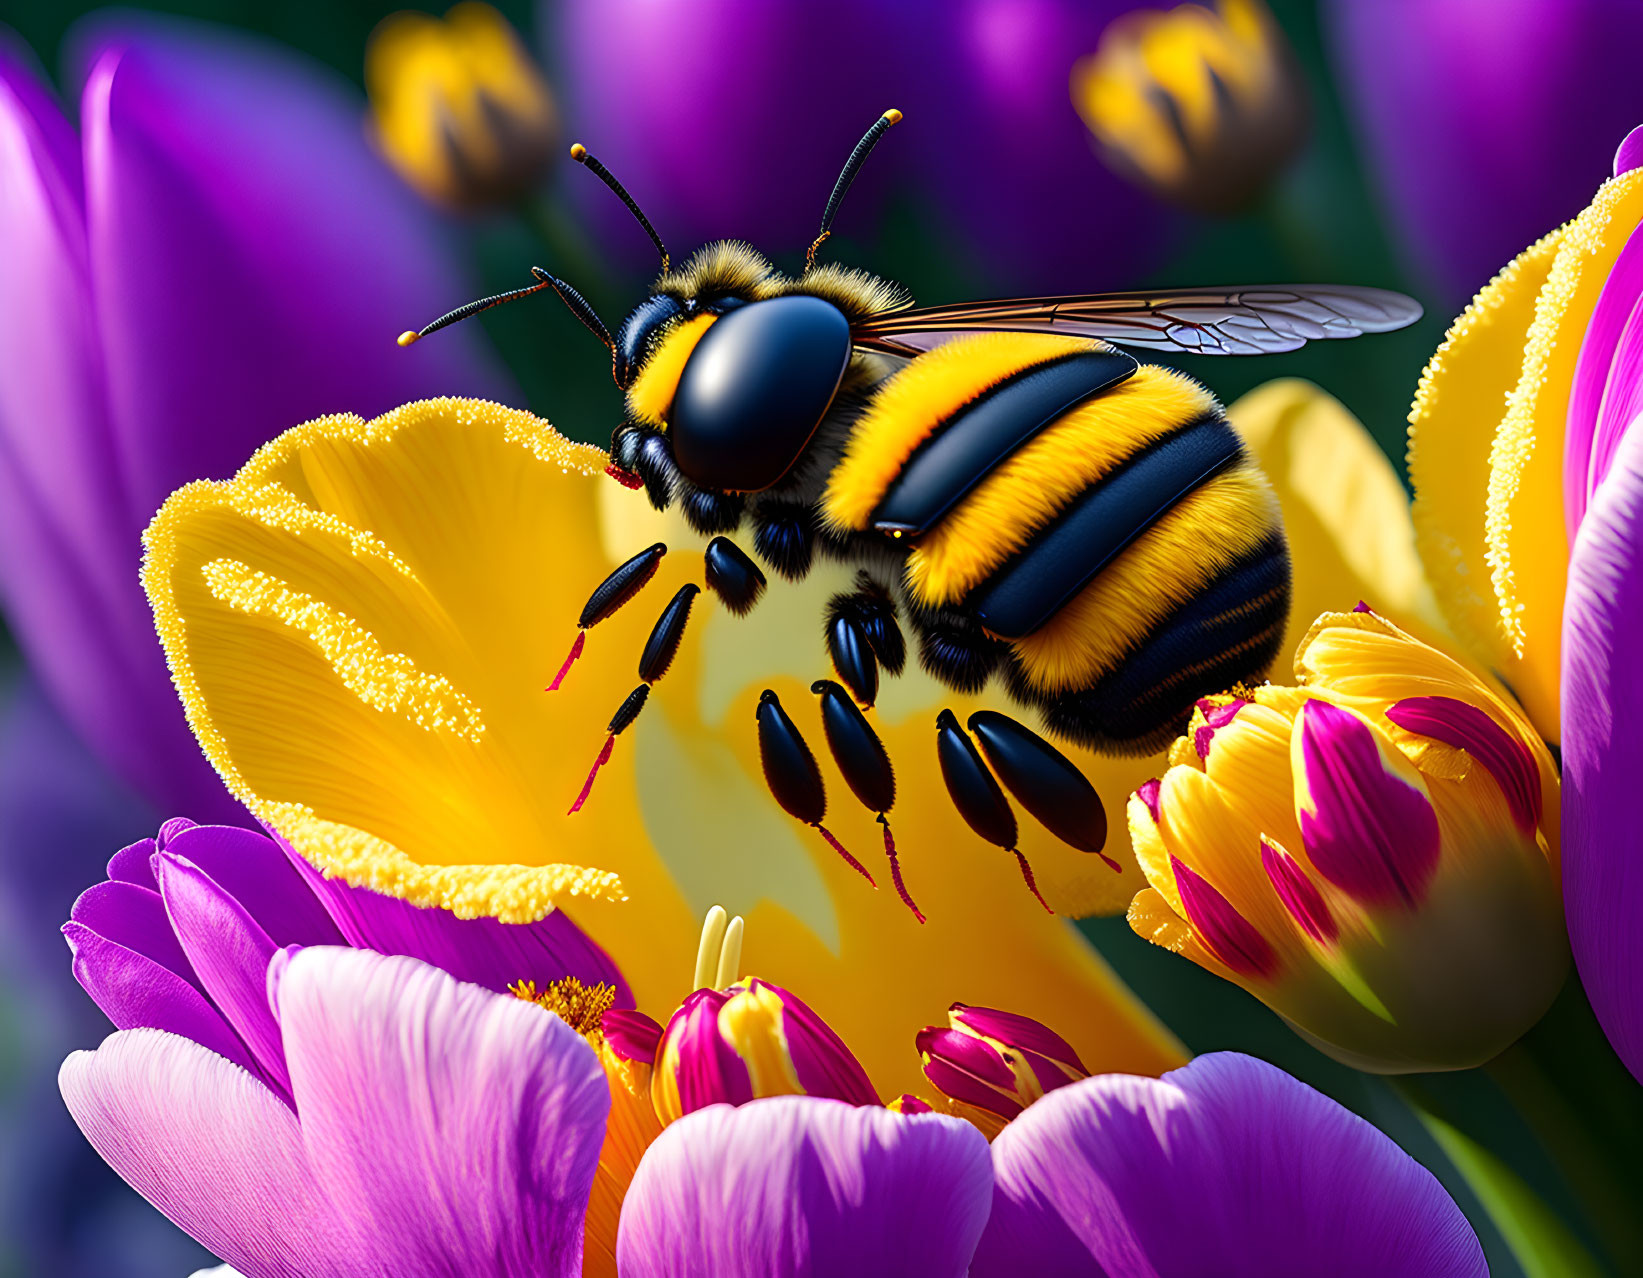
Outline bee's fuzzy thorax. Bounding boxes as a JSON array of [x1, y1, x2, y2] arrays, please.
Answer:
[[655, 241, 778, 301], [770, 263, 912, 321]]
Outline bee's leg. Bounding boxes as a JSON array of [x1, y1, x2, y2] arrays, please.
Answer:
[[548, 542, 668, 692], [749, 498, 816, 581], [678, 482, 745, 536], [824, 571, 905, 708], [934, 709, 1053, 914], [754, 690, 877, 887], [704, 536, 767, 615], [812, 679, 924, 922], [905, 603, 1008, 694], [569, 582, 699, 814], [615, 424, 683, 512]]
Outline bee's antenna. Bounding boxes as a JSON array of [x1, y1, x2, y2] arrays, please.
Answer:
[[806, 108, 902, 273], [397, 267, 614, 353], [570, 143, 670, 274]]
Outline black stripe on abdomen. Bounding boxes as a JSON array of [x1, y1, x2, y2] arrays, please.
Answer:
[[869, 348, 1137, 536], [966, 412, 1242, 641], [1009, 532, 1292, 755]]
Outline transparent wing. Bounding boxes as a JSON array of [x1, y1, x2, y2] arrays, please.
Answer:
[[851, 285, 1423, 357]]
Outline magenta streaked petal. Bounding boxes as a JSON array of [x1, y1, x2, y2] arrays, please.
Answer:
[[62, 921, 257, 1075], [1386, 696, 1543, 835], [664, 989, 753, 1114], [1296, 700, 1440, 908], [972, 1053, 1485, 1276], [1193, 698, 1247, 760], [921, 1057, 1024, 1119], [917, 1026, 1015, 1089], [1261, 837, 1338, 944], [68, 879, 198, 990], [616, 1096, 993, 1278], [893, 1094, 934, 1114], [277, 947, 607, 1278], [1564, 416, 1643, 1082], [105, 836, 158, 889], [1617, 124, 1643, 177], [1136, 778, 1163, 821], [949, 1004, 1086, 1073], [1171, 858, 1278, 978], [155, 852, 291, 1101], [59, 1029, 369, 1276], [755, 980, 878, 1107], [603, 1008, 664, 1063], [1566, 216, 1643, 536]]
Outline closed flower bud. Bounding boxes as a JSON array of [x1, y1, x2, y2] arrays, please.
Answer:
[[1128, 608, 1567, 1073], [916, 1002, 1089, 1138], [366, 2, 558, 211], [1071, 0, 1306, 214], [650, 978, 879, 1125]]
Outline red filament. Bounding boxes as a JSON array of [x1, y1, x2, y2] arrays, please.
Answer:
[[546, 630, 586, 692], [568, 734, 615, 815], [815, 824, 877, 888], [1011, 849, 1054, 915], [879, 816, 925, 923], [1097, 849, 1123, 875]]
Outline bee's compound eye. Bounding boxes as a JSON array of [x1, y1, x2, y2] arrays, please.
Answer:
[[670, 295, 851, 492]]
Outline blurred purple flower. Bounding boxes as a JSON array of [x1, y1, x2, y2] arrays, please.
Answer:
[[0, 21, 512, 822], [1324, 0, 1643, 307], [550, 0, 1171, 291]]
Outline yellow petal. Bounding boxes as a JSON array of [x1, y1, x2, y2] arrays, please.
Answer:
[[1228, 379, 1448, 660], [143, 398, 1184, 1097], [1485, 168, 1643, 739]]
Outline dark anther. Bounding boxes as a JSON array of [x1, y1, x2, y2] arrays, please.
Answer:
[[756, 690, 875, 886], [968, 710, 1116, 871], [752, 502, 816, 580], [680, 486, 746, 536], [638, 585, 699, 684], [826, 614, 879, 708], [634, 432, 682, 511], [704, 537, 766, 615], [549, 543, 667, 693], [935, 709, 1051, 914], [827, 572, 905, 675]]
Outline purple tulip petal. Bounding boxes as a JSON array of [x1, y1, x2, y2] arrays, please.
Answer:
[[1171, 857, 1278, 978], [165, 825, 343, 949], [276, 947, 607, 1278], [617, 1096, 993, 1278], [1296, 700, 1441, 909], [154, 852, 291, 1101], [274, 827, 631, 1004], [68, 880, 199, 990], [106, 836, 159, 889], [973, 1053, 1486, 1278], [59, 1028, 368, 1277], [1386, 695, 1543, 835], [1618, 124, 1643, 177], [62, 921, 257, 1076], [1564, 415, 1643, 1082], [1325, 0, 1643, 306], [1566, 217, 1643, 536]]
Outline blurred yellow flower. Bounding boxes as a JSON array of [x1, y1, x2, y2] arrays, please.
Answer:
[[366, 2, 558, 210], [1409, 162, 1643, 743], [1071, 0, 1306, 214], [1127, 608, 1566, 1073]]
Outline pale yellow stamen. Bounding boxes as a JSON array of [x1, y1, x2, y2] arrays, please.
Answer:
[[715, 915, 745, 989], [690, 904, 746, 992]]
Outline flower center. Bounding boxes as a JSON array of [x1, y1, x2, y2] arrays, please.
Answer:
[[511, 976, 617, 1042]]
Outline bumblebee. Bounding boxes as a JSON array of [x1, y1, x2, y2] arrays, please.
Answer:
[[401, 110, 1420, 914]]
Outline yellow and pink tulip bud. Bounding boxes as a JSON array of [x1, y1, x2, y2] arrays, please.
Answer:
[[1071, 0, 1307, 214], [917, 1003, 1090, 1138], [1127, 608, 1566, 1073], [649, 978, 881, 1126], [365, 2, 558, 211]]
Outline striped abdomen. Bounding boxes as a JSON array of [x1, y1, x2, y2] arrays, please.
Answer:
[[824, 332, 1290, 754]]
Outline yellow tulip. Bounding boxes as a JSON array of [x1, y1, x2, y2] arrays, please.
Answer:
[[1071, 0, 1307, 214], [1127, 608, 1566, 1073], [366, 3, 557, 210], [1409, 162, 1643, 742]]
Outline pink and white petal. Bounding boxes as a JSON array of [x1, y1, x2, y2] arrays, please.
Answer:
[[1564, 415, 1643, 1083], [973, 1053, 1485, 1278], [59, 1028, 366, 1278], [616, 1096, 993, 1278], [275, 947, 607, 1278]]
